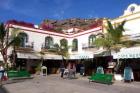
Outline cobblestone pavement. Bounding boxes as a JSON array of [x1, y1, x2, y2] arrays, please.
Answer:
[[2, 74, 140, 93]]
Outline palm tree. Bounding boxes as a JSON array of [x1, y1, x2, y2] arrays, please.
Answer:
[[10, 28, 21, 69], [0, 23, 21, 69], [121, 34, 140, 48], [95, 20, 126, 73], [51, 43, 69, 60], [47, 38, 69, 61], [95, 20, 126, 55], [46, 42, 69, 72]]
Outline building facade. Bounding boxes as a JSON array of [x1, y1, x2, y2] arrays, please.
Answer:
[[3, 18, 103, 74], [104, 3, 140, 81], [0, 3, 140, 78]]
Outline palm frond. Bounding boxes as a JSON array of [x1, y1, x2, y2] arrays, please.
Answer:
[[118, 20, 126, 32], [0, 23, 6, 43], [7, 35, 21, 48], [95, 20, 126, 54], [107, 21, 114, 32], [10, 28, 21, 38]]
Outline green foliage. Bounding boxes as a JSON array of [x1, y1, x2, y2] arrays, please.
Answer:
[[60, 39, 68, 51], [10, 28, 21, 47], [49, 42, 69, 58], [107, 20, 126, 44], [0, 23, 21, 64], [95, 20, 126, 53], [35, 63, 41, 72], [95, 37, 111, 49], [8, 36, 21, 48], [0, 23, 6, 43], [72, 39, 78, 51]]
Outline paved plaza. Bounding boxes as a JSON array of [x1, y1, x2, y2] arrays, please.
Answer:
[[1, 74, 140, 93]]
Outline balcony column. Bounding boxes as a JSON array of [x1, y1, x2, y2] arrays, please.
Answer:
[[68, 39, 72, 54], [34, 42, 42, 52], [78, 39, 83, 53]]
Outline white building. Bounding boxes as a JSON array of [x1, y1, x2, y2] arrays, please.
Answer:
[[104, 3, 140, 81], [4, 18, 103, 74], [105, 3, 140, 59], [1, 3, 140, 77], [7, 21, 103, 59]]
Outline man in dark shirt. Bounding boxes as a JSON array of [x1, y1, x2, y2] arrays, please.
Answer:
[[60, 63, 65, 78]]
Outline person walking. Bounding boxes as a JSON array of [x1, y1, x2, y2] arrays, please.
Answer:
[[0, 64, 4, 86], [73, 63, 76, 78], [60, 63, 65, 78]]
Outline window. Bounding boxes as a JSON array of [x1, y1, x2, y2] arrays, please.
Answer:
[[18, 33, 28, 47], [96, 33, 104, 38], [45, 36, 53, 49], [72, 39, 78, 51], [89, 35, 96, 47], [130, 6, 135, 12], [60, 39, 68, 50]]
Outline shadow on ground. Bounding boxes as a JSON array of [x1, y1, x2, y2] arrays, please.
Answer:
[[0, 86, 9, 93]]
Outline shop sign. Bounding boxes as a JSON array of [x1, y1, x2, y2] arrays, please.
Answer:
[[118, 53, 140, 58]]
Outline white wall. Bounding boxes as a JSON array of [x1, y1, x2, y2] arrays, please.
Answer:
[[9, 25, 102, 59], [2, 3, 140, 60], [110, 3, 140, 36]]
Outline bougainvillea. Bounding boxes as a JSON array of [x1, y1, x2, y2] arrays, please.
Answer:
[[7, 20, 34, 28]]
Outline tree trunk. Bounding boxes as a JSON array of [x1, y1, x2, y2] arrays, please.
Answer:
[[108, 48, 111, 56], [12, 46, 17, 69], [62, 55, 64, 63], [1, 48, 8, 70]]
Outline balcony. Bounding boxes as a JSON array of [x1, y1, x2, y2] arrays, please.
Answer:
[[41, 44, 55, 52], [82, 43, 99, 52], [72, 47, 78, 52], [72, 49, 78, 52], [15, 42, 34, 52]]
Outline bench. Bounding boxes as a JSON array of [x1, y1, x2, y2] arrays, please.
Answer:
[[7, 70, 31, 80], [88, 73, 113, 85]]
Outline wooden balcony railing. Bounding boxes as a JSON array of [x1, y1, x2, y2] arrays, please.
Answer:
[[82, 45, 99, 51], [15, 42, 34, 52], [41, 45, 55, 52]]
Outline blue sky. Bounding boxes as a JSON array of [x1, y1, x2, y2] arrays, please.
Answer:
[[0, 0, 140, 24]]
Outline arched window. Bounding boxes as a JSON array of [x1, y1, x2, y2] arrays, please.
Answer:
[[89, 35, 96, 47], [60, 39, 68, 50], [96, 33, 104, 38], [45, 36, 53, 49], [18, 33, 28, 47], [72, 39, 78, 51]]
